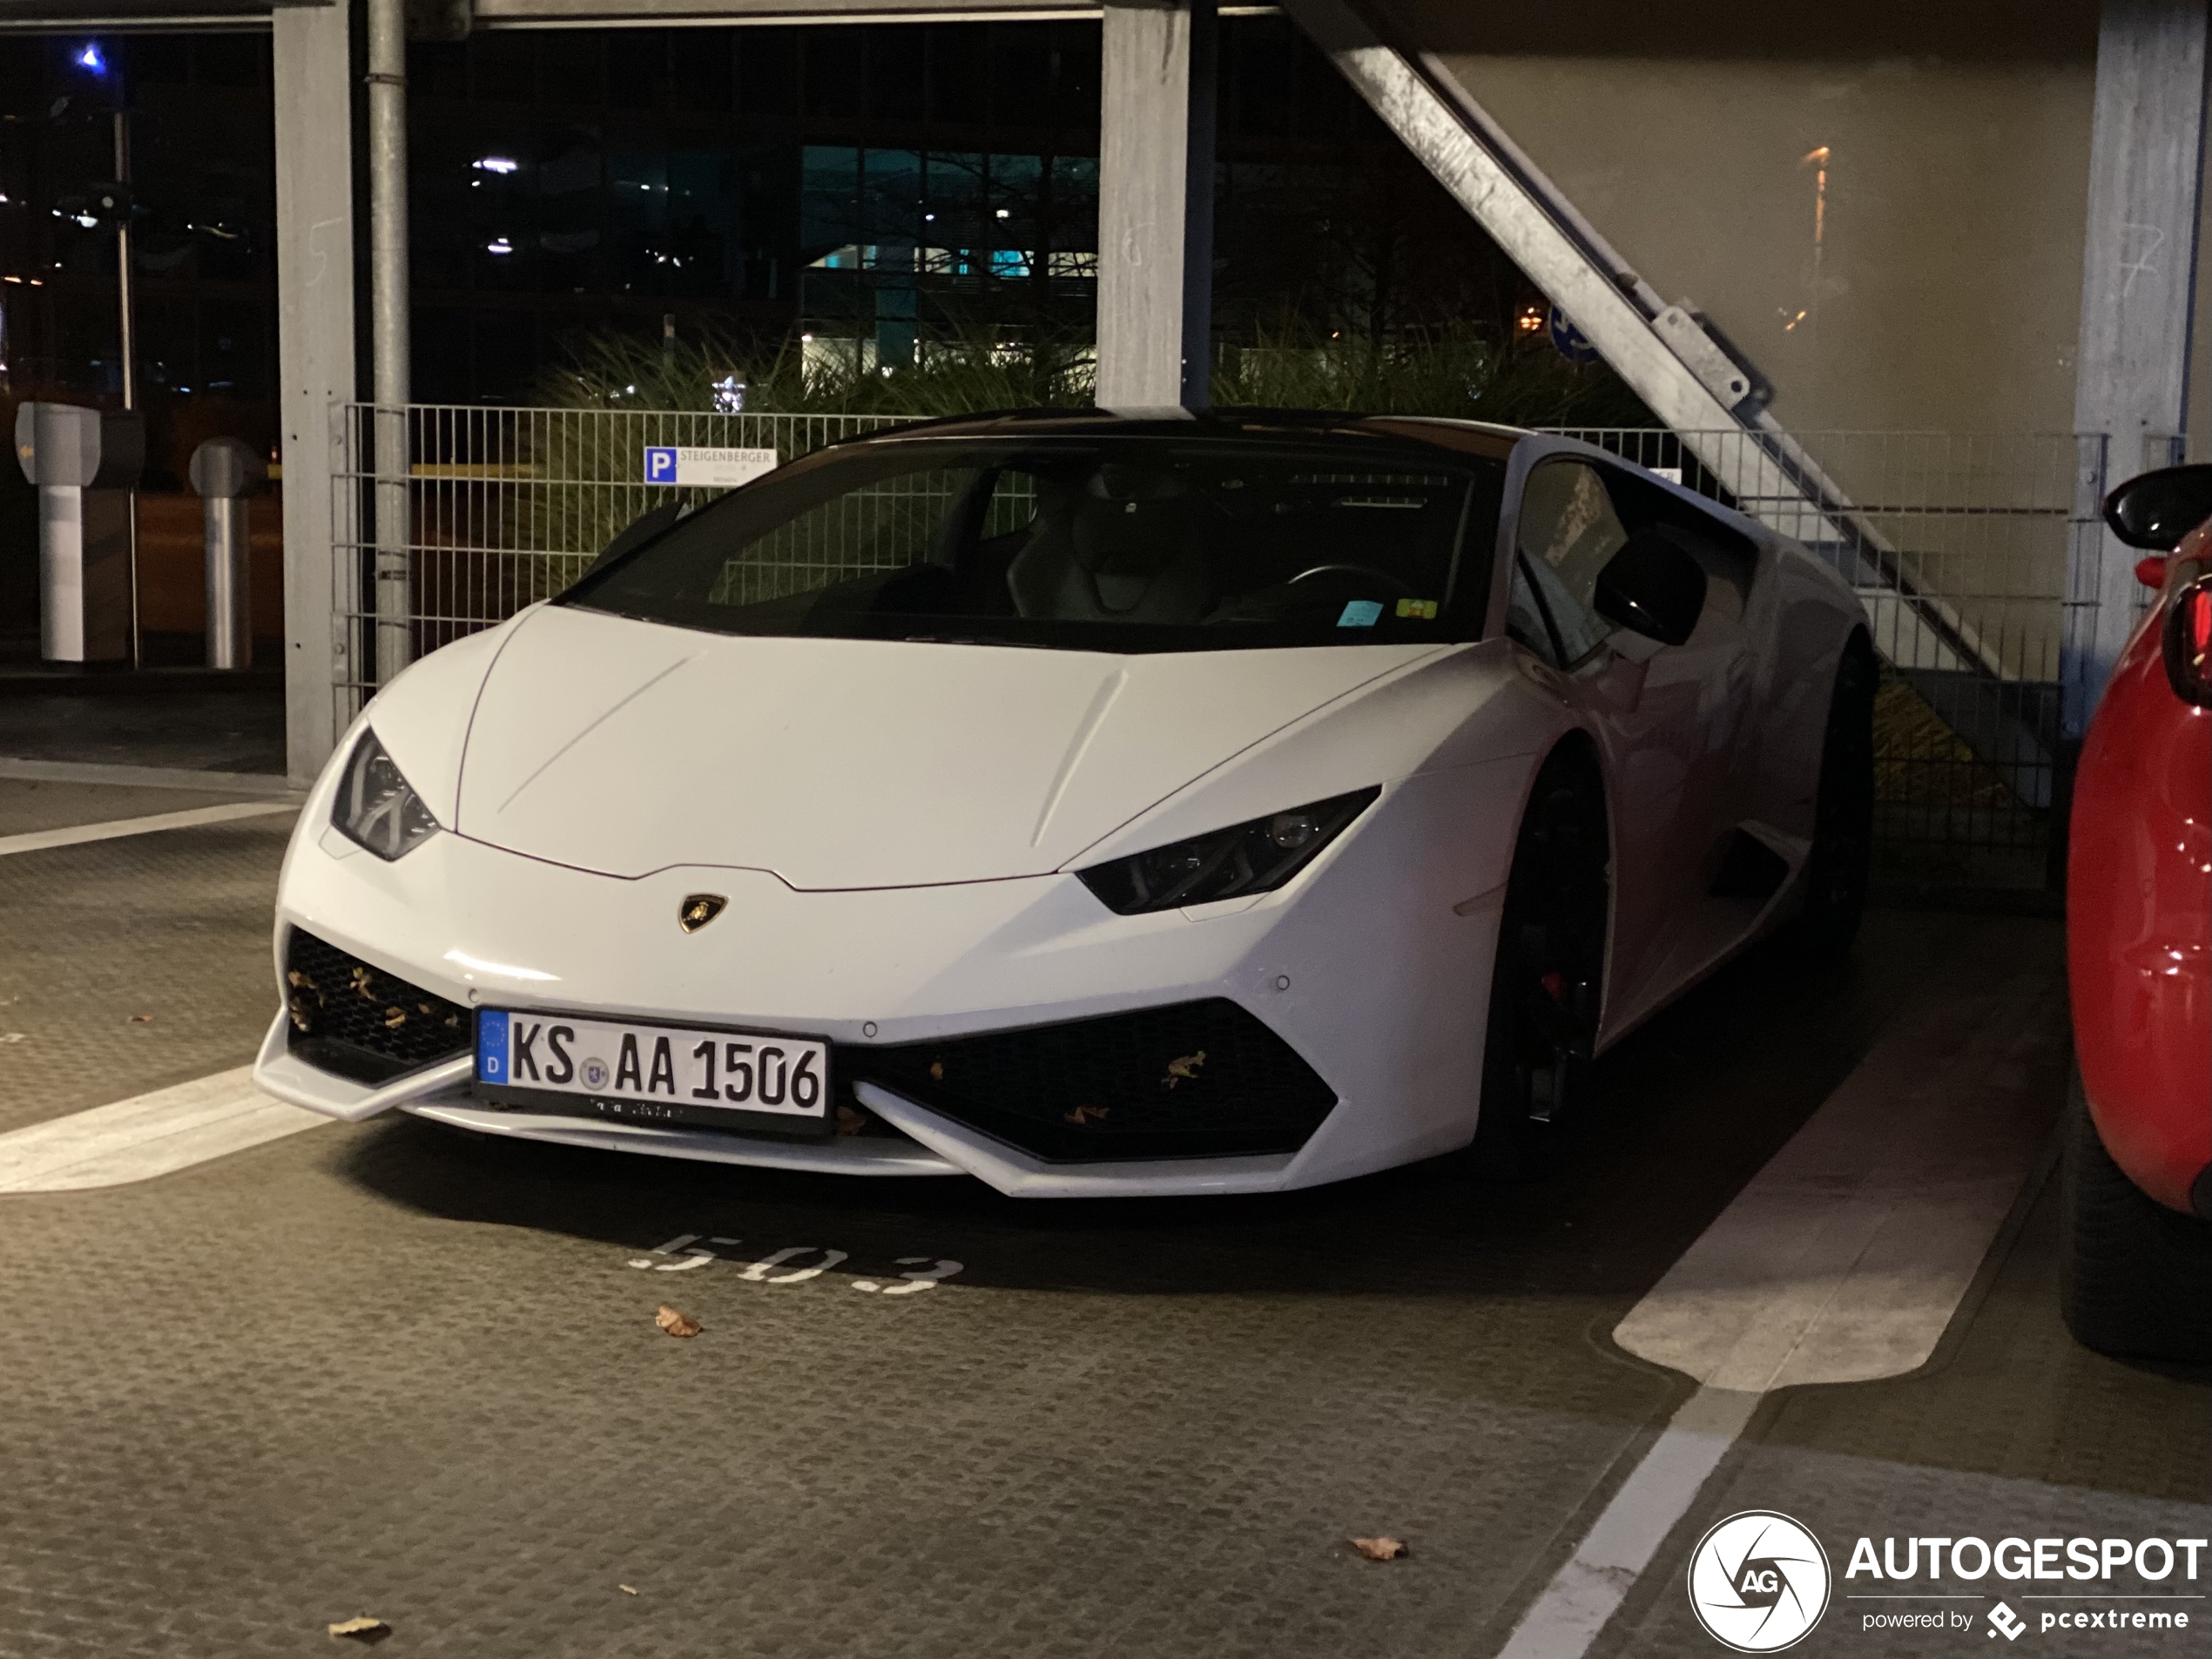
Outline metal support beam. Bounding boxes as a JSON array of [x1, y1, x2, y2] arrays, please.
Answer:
[[273, 0, 355, 785], [1280, 0, 2072, 799], [1281, 0, 1751, 443], [1280, 0, 2027, 680], [2066, 0, 2209, 735], [368, 0, 414, 684], [1095, 0, 1216, 412]]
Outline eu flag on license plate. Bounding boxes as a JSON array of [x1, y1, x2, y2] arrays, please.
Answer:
[[476, 1008, 510, 1082]]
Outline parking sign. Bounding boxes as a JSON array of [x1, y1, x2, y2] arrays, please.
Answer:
[[641, 445, 776, 489]]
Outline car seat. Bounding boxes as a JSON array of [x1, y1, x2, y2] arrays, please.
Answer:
[[1006, 465, 1213, 624]]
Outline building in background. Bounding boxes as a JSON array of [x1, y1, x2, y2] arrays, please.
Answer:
[[399, 15, 1554, 402], [0, 10, 1605, 655]]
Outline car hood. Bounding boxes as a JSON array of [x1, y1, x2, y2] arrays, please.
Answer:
[[450, 605, 1439, 887]]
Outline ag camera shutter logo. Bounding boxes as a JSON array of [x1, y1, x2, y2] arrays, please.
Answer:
[[1687, 1511, 1831, 1652]]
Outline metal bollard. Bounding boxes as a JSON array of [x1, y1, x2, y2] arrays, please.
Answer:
[[14, 401, 143, 664], [188, 437, 266, 671]]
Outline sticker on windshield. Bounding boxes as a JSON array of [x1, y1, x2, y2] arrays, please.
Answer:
[[1395, 597, 1440, 620], [1337, 599, 1385, 628]]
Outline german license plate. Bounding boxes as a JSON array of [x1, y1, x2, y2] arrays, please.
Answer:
[[475, 1010, 830, 1127]]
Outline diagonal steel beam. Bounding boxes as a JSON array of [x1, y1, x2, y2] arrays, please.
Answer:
[[1278, 0, 2015, 693]]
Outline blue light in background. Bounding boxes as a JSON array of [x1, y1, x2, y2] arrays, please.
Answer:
[[75, 43, 106, 74]]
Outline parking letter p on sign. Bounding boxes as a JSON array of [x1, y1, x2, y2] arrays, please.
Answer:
[[642, 445, 779, 489]]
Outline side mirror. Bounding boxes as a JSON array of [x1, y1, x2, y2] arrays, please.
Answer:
[[1594, 528, 1706, 647], [2103, 464, 2212, 550], [2163, 576, 2212, 707]]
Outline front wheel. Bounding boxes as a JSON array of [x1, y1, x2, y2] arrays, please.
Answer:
[[1471, 748, 1610, 1179], [2059, 1073, 2212, 1361]]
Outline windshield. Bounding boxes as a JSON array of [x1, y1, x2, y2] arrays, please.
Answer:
[[561, 433, 1506, 652]]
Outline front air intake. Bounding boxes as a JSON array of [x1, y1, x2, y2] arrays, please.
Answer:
[[283, 928, 471, 1085], [850, 999, 1337, 1163]]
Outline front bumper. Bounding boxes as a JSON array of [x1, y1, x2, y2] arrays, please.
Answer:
[[257, 765, 1512, 1196], [253, 1001, 1318, 1196]]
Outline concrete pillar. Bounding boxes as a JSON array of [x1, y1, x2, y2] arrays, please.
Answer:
[[1095, 0, 1217, 412], [2067, 0, 2211, 735], [273, 0, 357, 783]]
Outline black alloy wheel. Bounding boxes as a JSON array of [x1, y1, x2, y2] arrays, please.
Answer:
[[1792, 632, 1877, 958], [1472, 746, 1611, 1178]]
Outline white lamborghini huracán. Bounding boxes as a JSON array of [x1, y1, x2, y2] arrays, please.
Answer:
[[257, 411, 1871, 1197]]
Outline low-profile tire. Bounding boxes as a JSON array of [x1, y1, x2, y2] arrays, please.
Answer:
[[1791, 632, 1877, 958], [1471, 746, 1609, 1180], [2059, 1071, 2212, 1362]]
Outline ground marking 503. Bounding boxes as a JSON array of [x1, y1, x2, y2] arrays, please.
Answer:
[[626, 1233, 963, 1295]]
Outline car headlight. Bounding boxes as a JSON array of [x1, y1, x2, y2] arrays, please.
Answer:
[[1076, 786, 1380, 915], [333, 730, 440, 860]]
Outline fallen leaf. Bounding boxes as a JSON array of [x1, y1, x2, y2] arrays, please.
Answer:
[[1063, 1103, 1109, 1125], [835, 1105, 867, 1136], [619, 1584, 639, 1595], [654, 1305, 701, 1339], [927, 1060, 944, 1082], [1350, 1536, 1409, 1561], [1162, 1049, 1207, 1089], [129, 1015, 153, 1023], [327, 1614, 390, 1640]]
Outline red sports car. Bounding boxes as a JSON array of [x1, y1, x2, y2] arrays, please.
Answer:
[[2065, 466, 2212, 1359]]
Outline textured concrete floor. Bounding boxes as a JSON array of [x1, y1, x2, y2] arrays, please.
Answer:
[[0, 803, 294, 1135], [0, 779, 273, 837], [0, 679, 286, 775], [0, 798, 2201, 1659]]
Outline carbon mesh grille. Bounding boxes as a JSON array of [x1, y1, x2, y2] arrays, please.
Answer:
[[284, 928, 471, 1085], [850, 999, 1336, 1163]]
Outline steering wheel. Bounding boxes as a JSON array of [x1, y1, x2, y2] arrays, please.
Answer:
[[1286, 563, 1418, 597]]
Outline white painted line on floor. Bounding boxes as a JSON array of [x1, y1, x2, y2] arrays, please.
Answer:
[[1493, 956, 2069, 1659], [1612, 963, 2067, 1392], [0, 757, 299, 797], [0, 799, 297, 858], [0, 1067, 327, 1193], [1495, 1386, 1760, 1659]]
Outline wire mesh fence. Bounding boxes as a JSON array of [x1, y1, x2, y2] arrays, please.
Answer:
[[334, 407, 2107, 891], [333, 404, 902, 696]]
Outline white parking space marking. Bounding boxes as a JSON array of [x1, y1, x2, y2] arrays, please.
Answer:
[[1494, 959, 2068, 1659], [0, 1067, 327, 1193], [1495, 1386, 1762, 1659], [1614, 963, 2067, 1391], [0, 800, 298, 858], [0, 758, 299, 797]]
